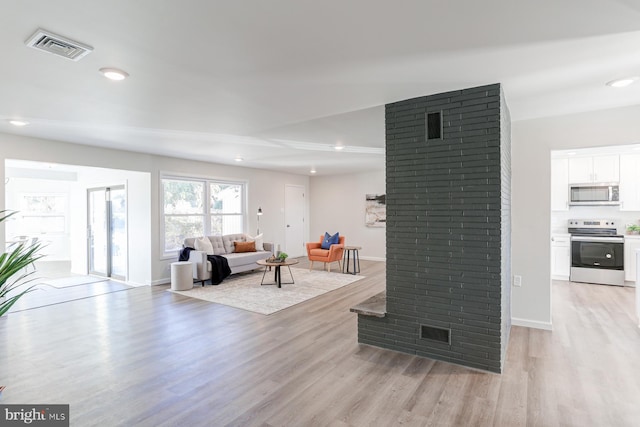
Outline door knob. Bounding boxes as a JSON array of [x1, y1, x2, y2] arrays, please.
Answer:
[[287, 224, 290, 227]]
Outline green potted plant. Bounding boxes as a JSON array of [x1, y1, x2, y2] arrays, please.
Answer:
[[278, 252, 288, 262], [626, 224, 640, 235], [0, 210, 43, 317]]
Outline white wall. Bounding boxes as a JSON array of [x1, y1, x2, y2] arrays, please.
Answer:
[[512, 104, 640, 329], [309, 169, 385, 260], [126, 172, 152, 286], [0, 133, 310, 285]]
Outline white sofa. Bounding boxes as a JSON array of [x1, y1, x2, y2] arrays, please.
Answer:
[[183, 233, 273, 285]]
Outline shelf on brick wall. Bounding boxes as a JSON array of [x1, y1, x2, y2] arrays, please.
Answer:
[[350, 291, 386, 317]]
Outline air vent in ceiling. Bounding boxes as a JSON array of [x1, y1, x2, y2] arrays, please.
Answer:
[[25, 28, 93, 61]]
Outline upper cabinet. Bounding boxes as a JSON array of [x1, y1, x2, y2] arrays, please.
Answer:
[[620, 154, 640, 211], [568, 157, 592, 183], [568, 155, 619, 183], [551, 158, 569, 211]]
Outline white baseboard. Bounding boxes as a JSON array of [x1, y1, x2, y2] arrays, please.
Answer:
[[125, 280, 149, 287], [551, 275, 569, 281], [359, 256, 385, 262], [149, 278, 170, 286], [511, 317, 553, 330]]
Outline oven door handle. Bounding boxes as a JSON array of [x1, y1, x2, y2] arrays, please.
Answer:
[[571, 236, 624, 243]]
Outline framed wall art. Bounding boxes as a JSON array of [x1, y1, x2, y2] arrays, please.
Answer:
[[365, 194, 386, 227]]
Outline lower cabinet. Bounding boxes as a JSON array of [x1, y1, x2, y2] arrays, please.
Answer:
[[624, 237, 640, 282], [551, 234, 571, 280]]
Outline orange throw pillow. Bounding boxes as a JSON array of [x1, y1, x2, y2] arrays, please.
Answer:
[[234, 241, 256, 253]]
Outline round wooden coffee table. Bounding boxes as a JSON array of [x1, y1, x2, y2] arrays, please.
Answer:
[[257, 258, 299, 288]]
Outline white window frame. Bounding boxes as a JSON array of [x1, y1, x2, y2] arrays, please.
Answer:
[[160, 174, 246, 258]]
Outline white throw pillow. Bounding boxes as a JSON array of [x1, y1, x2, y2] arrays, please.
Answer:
[[194, 236, 214, 255], [245, 233, 264, 251]]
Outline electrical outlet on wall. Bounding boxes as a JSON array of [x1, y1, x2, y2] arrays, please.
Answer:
[[513, 275, 522, 287]]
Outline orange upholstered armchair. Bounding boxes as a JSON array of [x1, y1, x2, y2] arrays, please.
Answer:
[[306, 235, 345, 272]]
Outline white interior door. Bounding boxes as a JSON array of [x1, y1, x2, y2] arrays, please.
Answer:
[[284, 185, 305, 257]]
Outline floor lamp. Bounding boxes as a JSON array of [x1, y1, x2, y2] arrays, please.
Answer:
[[257, 207, 263, 235]]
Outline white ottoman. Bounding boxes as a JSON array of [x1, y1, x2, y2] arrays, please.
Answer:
[[171, 261, 193, 291]]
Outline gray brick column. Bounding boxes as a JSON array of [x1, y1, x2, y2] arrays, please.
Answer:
[[357, 83, 511, 373]]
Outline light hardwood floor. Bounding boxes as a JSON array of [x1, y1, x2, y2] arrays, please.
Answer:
[[1, 260, 639, 426]]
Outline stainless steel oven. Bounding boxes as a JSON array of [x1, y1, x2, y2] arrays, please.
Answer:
[[568, 219, 624, 286]]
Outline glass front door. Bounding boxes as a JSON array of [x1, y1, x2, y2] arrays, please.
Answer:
[[88, 186, 127, 280]]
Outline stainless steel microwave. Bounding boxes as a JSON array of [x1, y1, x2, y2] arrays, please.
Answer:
[[569, 183, 620, 206]]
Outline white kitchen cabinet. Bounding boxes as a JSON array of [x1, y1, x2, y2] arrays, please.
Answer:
[[568, 157, 592, 183], [619, 154, 640, 211], [568, 155, 619, 183], [624, 236, 640, 282], [551, 158, 569, 211], [551, 234, 571, 279], [593, 155, 619, 182]]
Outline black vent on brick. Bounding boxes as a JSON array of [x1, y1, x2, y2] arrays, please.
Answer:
[[420, 325, 450, 344], [426, 112, 442, 140]]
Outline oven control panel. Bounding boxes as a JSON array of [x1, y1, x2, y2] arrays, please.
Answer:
[[568, 219, 616, 228]]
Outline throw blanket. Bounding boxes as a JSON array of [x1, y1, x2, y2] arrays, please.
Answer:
[[179, 247, 231, 285]]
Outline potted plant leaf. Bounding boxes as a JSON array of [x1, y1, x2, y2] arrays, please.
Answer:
[[278, 252, 288, 262], [626, 224, 640, 235], [0, 210, 43, 317]]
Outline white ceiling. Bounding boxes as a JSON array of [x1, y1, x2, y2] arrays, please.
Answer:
[[2, 0, 640, 175]]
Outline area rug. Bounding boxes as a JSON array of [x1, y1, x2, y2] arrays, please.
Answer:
[[168, 267, 365, 315], [39, 275, 109, 288]]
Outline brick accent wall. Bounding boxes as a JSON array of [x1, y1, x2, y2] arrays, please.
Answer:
[[357, 83, 511, 373]]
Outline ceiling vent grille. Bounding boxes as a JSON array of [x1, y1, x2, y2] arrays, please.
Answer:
[[25, 28, 93, 61]]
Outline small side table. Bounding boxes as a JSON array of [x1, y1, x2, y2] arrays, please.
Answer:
[[343, 246, 361, 275], [171, 261, 193, 291]]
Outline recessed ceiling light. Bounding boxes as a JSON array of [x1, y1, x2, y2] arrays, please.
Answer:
[[310, 168, 317, 174], [234, 157, 243, 162], [99, 67, 129, 81], [334, 145, 345, 151], [606, 77, 638, 88], [8, 119, 29, 127]]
